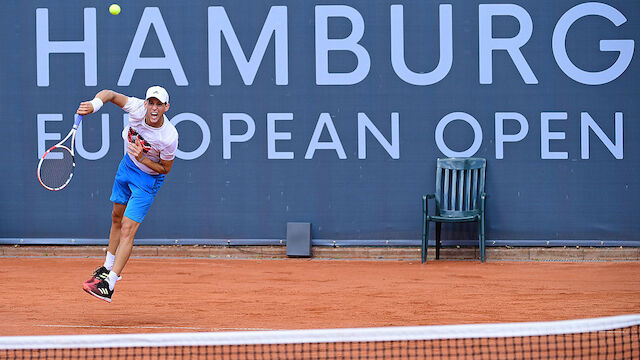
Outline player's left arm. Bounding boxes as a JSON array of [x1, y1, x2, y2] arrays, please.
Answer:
[[128, 138, 174, 175], [145, 157, 173, 175]]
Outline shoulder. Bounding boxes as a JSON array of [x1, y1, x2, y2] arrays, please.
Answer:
[[123, 97, 145, 115], [164, 116, 179, 142]]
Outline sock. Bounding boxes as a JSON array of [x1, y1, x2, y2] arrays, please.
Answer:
[[103, 251, 116, 271], [106, 271, 119, 291]]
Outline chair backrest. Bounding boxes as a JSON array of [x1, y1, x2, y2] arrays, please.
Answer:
[[435, 158, 486, 217]]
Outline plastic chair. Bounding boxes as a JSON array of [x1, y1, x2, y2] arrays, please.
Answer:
[[422, 158, 487, 263]]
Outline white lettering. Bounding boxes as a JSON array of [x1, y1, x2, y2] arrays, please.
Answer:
[[357, 113, 399, 159], [541, 112, 568, 159], [76, 114, 110, 160], [223, 113, 256, 159], [267, 113, 294, 159], [553, 3, 634, 85], [208, 6, 288, 86], [479, 4, 537, 84], [315, 5, 370, 85], [118, 7, 187, 86], [305, 113, 346, 159], [171, 113, 211, 160], [37, 114, 63, 159], [495, 112, 529, 160], [36, 8, 97, 86], [581, 112, 623, 159], [435, 112, 483, 157], [390, 4, 453, 85], [35, 108, 626, 162]]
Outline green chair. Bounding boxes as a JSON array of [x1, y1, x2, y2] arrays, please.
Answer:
[[422, 158, 487, 263]]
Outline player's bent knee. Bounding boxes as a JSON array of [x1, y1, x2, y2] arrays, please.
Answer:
[[111, 203, 126, 224], [111, 211, 123, 224], [120, 216, 141, 241]]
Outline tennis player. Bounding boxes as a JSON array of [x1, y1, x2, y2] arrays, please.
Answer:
[[77, 86, 178, 303]]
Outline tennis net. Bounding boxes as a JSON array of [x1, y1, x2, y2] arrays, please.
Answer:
[[1, 314, 638, 359]]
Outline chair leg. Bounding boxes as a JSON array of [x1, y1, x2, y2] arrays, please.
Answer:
[[479, 217, 485, 263], [422, 219, 429, 263], [435, 222, 442, 260]]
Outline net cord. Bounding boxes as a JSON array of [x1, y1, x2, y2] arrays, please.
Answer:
[[1, 314, 638, 350]]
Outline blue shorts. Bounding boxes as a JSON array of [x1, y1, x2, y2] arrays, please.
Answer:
[[110, 155, 165, 223]]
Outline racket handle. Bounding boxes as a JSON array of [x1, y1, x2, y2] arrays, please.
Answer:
[[73, 114, 83, 128]]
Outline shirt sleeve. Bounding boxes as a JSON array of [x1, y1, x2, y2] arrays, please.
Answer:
[[160, 138, 178, 161], [122, 97, 146, 121]]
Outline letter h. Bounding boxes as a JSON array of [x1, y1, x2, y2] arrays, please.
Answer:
[[36, 8, 97, 86]]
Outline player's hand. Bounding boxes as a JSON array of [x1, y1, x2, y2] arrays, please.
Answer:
[[77, 101, 94, 115], [127, 137, 145, 162]]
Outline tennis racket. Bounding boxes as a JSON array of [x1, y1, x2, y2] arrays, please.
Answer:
[[37, 114, 83, 191]]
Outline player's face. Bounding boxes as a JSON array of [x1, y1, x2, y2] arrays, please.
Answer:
[[144, 98, 170, 127]]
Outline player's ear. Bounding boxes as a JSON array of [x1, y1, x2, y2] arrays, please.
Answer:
[[164, 103, 170, 111]]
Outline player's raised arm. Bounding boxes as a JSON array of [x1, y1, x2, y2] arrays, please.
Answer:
[[77, 90, 128, 115]]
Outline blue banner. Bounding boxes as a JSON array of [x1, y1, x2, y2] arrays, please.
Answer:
[[2, 1, 638, 244]]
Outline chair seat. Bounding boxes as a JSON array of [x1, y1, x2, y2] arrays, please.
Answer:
[[428, 215, 479, 223]]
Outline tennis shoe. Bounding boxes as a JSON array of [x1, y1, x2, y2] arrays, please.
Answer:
[[83, 279, 113, 303], [83, 266, 122, 285], [84, 266, 109, 284]]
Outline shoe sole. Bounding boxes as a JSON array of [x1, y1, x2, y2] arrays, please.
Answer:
[[82, 283, 112, 303]]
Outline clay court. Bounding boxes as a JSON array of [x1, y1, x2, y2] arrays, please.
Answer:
[[1, 254, 639, 337]]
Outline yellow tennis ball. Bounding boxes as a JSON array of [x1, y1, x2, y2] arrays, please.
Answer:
[[109, 4, 121, 15]]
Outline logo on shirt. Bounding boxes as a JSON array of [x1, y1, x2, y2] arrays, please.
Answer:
[[128, 128, 152, 153]]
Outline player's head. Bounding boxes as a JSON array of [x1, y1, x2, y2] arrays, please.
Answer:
[[144, 86, 170, 126]]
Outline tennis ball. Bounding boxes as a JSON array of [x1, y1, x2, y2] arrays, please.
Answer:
[[109, 4, 121, 15]]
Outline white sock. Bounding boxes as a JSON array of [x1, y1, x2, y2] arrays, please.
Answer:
[[104, 251, 116, 271], [107, 271, 119, 291]]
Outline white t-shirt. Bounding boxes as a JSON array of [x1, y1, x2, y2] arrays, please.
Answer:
[[121, 97, 179, 175]]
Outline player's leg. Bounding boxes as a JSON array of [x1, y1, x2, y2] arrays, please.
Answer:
[[82, 203, 127, 285], [83, 216, 139, 303], [101, 169, 164, 297], [111, 216, 141, 276], [83, 156, 131, 301], [84, 155, 165, 302], [106, 182, 153, 285], [102, 157, 132, 277], [107, 203, 127, 257], [98, 196, 148, 300], [99, 203, 128, 277], [97, 202, 127, 278], [87, 162, 130, 281]]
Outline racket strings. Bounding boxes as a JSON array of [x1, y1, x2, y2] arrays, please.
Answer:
[[39, 147, 74, 190]]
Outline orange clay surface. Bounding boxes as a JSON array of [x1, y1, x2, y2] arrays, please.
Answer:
[[0, 257, 639, 336]]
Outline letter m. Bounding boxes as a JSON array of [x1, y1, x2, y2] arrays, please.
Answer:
[[208, 6, 288, 85]]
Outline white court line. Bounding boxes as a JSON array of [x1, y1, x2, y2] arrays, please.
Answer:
[[36, 324, 274, 331]]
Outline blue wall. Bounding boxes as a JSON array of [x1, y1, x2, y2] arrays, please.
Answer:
[[2, 1, 638, 244]]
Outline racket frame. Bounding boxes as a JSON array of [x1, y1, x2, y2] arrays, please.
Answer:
[[37, 115, 83, 191]]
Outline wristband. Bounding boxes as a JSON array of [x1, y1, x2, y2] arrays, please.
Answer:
[[89, 98, 104, 113]]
